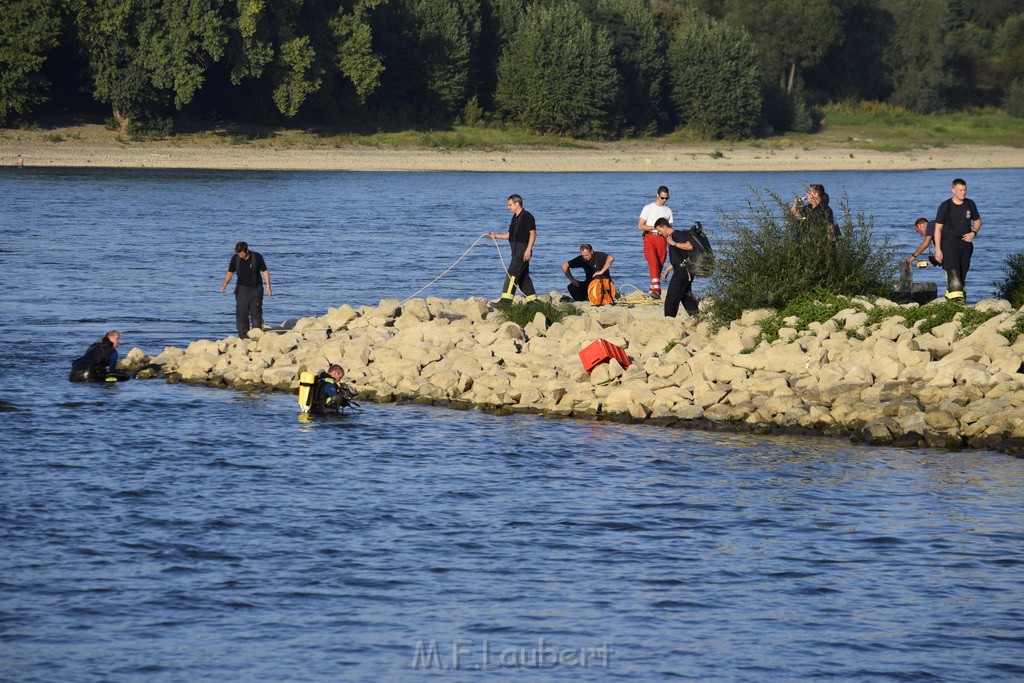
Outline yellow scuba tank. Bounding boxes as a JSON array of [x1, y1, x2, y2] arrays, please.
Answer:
[[298, 371, 316, 412]]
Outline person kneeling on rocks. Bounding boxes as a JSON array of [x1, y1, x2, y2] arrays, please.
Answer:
[[562, 243, 614, 302], [70, 330, 121, 382]]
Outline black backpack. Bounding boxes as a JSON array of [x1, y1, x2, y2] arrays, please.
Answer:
[[310, 372, 356, 414], [309, 373, 333, 414], [685, 221, 715, 277]]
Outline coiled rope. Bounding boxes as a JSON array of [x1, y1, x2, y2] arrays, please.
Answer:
[[401, 234, 661, 307], [616, 283, 662, 306]]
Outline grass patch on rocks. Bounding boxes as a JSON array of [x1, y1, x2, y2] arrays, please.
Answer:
[[865, 299, 998, 336], [498, 300, 581, 326], [754, 290, 1010, 346], [999, 315, 1024, 345]]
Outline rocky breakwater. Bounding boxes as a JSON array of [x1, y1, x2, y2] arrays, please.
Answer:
[[133, 295, 1024, 455]]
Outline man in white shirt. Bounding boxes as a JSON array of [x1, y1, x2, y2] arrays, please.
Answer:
[[637, 185, 672, 299]]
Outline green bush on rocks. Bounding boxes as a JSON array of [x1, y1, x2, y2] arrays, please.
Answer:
[[707, 188, 898, 327], [995, 251, 1024, 309]]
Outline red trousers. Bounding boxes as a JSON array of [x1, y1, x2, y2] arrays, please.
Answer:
[[643, 232, 667, 293]]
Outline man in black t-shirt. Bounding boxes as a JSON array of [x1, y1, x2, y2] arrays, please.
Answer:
[[562, 244, 614, 301], [655, 218, 699, 317], [485, 194, 538, 308], [220, 241, 273, 338], [933, 178, 981, 301]]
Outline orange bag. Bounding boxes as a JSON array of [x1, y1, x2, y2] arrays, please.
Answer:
[[587, 278, 616, 306]]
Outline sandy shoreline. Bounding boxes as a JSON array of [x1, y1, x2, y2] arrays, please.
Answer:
[[3, 126, 1023, 172]]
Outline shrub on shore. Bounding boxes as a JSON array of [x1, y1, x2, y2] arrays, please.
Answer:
[[995, 251, 1024, 309], [707, 189, 897, 326]]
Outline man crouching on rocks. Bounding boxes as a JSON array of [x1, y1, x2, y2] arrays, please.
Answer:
[[562, 243, 614, 302]]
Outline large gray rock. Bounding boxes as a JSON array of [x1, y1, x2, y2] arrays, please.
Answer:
[[152, 294, 1024, 453]]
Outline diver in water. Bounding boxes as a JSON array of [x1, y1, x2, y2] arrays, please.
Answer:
[[70, 330, 122, 382], [320, 365, 351, 411], [300, 364, 358, 414]]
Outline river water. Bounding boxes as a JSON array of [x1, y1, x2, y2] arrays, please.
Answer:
[[1, 167, 1023, 680]]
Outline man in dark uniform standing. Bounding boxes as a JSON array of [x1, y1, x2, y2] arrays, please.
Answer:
[[933, 178, 981, 302], [486, 194, 537, 308], [655, 218, 698, 318], [220, 241, 273, 338]]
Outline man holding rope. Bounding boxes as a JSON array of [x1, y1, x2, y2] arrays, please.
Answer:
[[486, 194, 538, 309]]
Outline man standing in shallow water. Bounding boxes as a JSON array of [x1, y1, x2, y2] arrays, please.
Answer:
[[934, 178, 981, 302], [220, 241, 272, 338]]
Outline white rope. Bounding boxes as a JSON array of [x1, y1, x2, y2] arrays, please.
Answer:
[[401, 234, 512, 304], [401, 235, 657, 306]]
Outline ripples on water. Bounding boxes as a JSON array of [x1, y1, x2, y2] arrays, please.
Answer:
[[3, 389, 1023, 680], [1, 168, 1023, 680]]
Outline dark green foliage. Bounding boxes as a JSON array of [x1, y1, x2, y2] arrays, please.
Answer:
[[499, 300, 581, 326], [414, 0, 481, 119], [225, 0, 334, 119], [1004, 79, 1024, 118], [724, 0, 840, 93], [667, 9, 761, 139], [994, 15, 1024, 88], [707, 189, 898, 326], [788, 82, 816, 133], [762, 81, 816, 133], [582, 0, 666, 135], [754, 287, 858, 345], [495, 0, 620, 137], [5, 0, 1024, 135], [374, 0, 480, 121], [70, 0, 227, 124], [975, 0, 1024, 31], [0, 0, 60, 124], [271, 36, 322, 118], [331, 0, 387, 104], [1000, 316, 1024, 345], [943, 22, 999, 108], [125, 116, 173, 140], [880, 0, 945, 113], [806, 0, 891, 102], [142, 0, 228, 108], [995, 251, 1024, 308]]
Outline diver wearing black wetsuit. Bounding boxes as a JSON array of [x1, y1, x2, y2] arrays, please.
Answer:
[[70, 331, 120, 382]]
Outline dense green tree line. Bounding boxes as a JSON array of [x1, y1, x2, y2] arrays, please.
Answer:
[[1, 0, 1022, 137]]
